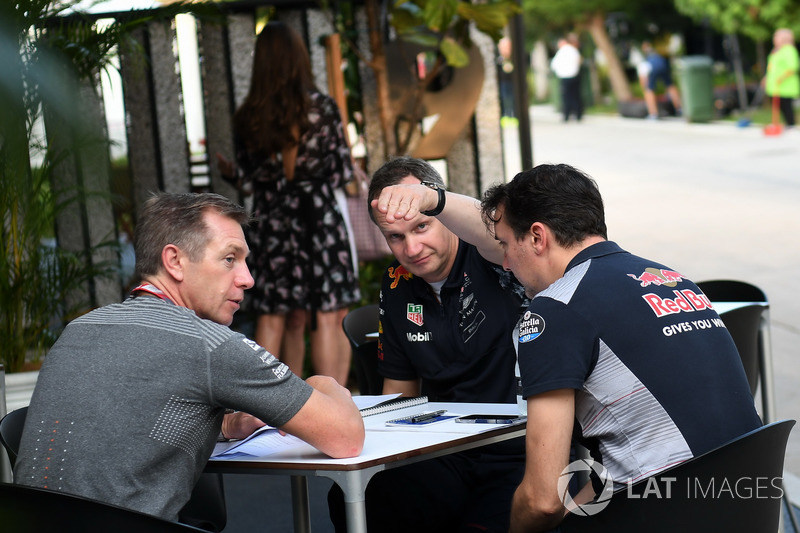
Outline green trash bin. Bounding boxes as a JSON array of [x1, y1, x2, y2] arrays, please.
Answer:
[[677, 55, 714, 123]]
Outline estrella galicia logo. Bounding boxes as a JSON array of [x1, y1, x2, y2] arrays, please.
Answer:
[[557, 459, 614, 516], [518, 311, 545, 343]]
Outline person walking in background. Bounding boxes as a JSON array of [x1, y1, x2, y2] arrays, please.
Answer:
[[763, 28, 799, 128], [637, 41, 682, 120], [550, 33, 583, 122], [497, 36, 517, 127], [218, 21, 360, 386]]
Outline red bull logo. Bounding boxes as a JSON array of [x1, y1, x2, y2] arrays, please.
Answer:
[[376, 319, 384, 360], [628, 268, 685, 288], [388, 265, 413, 289], [643, 289, 712, 317]]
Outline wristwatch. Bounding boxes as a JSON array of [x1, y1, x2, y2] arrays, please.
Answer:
[[420, 181, 446, 216]]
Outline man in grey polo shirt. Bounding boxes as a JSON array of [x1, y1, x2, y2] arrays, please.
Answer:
[[16, 192, 364, 528]]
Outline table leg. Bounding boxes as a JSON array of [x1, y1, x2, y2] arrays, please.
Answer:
[[290, 475, 311, 533], [317, 466, 383, 533], [343, 497, 367, 533]]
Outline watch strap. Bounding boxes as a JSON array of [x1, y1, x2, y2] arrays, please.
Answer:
[[420, 181, 446, 216]]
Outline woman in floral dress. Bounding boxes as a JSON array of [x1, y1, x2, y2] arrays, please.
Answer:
[[224, 21, 360, 385]]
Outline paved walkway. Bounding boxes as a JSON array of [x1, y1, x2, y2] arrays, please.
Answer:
[[507, 104, 800, 482]]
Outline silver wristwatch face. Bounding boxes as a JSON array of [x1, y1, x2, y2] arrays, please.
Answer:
[[419, 180, 446, 216]]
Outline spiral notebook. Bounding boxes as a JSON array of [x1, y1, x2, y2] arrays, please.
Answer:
[[359, 395, 428, 417]]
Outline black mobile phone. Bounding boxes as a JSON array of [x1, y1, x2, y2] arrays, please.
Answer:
[[455, 414, 524, 424]]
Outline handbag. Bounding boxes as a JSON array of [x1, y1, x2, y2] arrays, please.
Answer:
[[345, 164, 392, 262]]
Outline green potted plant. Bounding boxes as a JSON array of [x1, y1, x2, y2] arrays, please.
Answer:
[[0, 2, 127, 383], [1, 1, 221, 387], [0, 151, 119, 375]]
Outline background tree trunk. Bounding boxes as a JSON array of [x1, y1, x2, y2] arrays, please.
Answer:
[[365, 0, 397, 157], [586, 12, 632, 102]]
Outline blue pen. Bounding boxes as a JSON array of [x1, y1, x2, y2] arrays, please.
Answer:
[[410, 410, 447, 423]]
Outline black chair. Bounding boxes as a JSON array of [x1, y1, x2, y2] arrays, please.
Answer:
[[696, 280, 800, 532], [0, 406, 27, 469], [0, 406, 226, 532], [696, 279, 772, 418], [342, 304, 383, 395], [560, 419, 796, 533], [0, 481, 207, 532], [712, 303, 765, 396], [697, 279, 768, 303]]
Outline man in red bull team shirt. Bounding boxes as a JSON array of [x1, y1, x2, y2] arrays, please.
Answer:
[[372, 163, 761, 533], [328, 157, 529, 533]]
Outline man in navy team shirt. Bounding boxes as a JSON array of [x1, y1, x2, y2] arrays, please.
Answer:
[[329, 157, 528, 533]]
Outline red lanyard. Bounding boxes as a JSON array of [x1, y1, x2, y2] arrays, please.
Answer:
[[130, 283, 175, 305]]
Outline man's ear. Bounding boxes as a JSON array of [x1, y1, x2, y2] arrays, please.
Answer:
[[529, 222, 548, 254], [162, 244, 185, 282]]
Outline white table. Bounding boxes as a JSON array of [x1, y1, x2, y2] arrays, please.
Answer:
[[207, 402, 525, 533], [209, 301, 774, 532]]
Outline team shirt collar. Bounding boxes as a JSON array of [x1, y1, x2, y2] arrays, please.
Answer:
[[565, 241, 625, 273]]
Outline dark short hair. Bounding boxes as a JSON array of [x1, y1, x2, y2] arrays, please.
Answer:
[[367, 157, 445, 223], [134, 192, 250, 281], [481, 163, 607, 247]]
